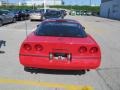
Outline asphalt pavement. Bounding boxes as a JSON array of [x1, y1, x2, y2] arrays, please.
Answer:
[[0, 15, 120, 90]]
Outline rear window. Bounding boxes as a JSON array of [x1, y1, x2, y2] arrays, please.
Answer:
[[35, 21, 87, 38], [45, 11, 60, 15], [34, 10, 43, 13]]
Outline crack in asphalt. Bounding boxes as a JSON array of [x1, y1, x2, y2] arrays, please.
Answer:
[[96, 70, 113, 90], [96, 67, 120, 90], [98, 67, 120, 70]]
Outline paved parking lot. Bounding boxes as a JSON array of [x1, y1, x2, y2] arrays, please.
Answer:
[[0, 15, 120, 90]]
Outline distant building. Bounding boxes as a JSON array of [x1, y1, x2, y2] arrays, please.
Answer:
[[0, 0, 7, 6], [100, 0, 120, 20], [24, 0, 64, 6]]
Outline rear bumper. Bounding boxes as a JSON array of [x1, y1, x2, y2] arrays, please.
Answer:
[[19, 55, 101, 70], [30, 16, 42, 20]]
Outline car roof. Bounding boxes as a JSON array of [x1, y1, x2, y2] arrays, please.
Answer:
[[43, 19, 80, 24], [0, 9, 9, 12]]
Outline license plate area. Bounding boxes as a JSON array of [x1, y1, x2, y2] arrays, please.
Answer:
[[49, 52, 72, 61]]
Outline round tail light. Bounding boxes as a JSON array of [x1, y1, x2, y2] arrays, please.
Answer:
[[90, 47, 98, 53], [23, 44, 32, 51], [79, 46, 87, 53], [35, 44, 43, 51]]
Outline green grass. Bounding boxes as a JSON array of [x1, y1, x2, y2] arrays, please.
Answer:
[[0, 5, 100, 13]]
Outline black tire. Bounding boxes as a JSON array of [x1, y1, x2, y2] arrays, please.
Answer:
[[20, 17, 24, 21], [12, 18, 16, 23], [26, 16, 30, 20], [24, 67, 35, 73], [30, 19, 33, 21], [0, 20, 3, 27], [24, 16, 27, 20], [41, 16, 45, 21], [24, 67, 30, 71]]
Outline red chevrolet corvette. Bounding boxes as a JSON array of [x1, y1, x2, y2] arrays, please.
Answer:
[[19, 19, 101, 70]]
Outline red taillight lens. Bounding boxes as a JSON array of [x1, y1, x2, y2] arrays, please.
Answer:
[[23, 44, 32, 51], [79, 46, 87, 53], [90, 47, 98, 53], [34, 44, 43, 51]]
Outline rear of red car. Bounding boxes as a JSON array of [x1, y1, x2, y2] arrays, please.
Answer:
[[19, 19, 101, 70]]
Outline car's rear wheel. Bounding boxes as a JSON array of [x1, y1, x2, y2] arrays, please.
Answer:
[[25, 16, 28, 20], [24, 67, 37, 74], [20, 17, 24, 21], [30, 19, 33, 21], [12, 18, 16, 23], [26, 17, 29, 20], [41, 16, 45, 21], [0, 20, 3, 27], [24, 67, 32, 71]]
